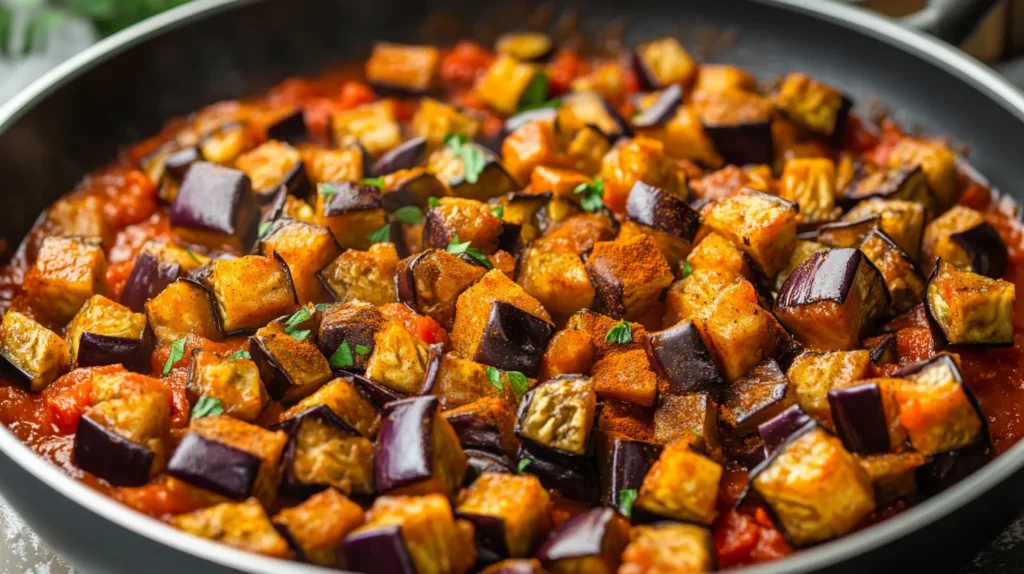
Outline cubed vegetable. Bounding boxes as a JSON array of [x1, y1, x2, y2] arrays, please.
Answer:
[[719, 359, 794, 436], [893, 354, 986, 455], [411, 99, 482, 151], [145, 279, 222, 345], [786, 350, 872, 428], [260, 218, 342, 304], [281, 377, 382, 438], [456, 472, 552, 560], [375, 396, 468, 497], [276, 405, 376, 496], [170, 162, 257, 251], [0, 311, 69, 392], [597, 433, 663, 507], [172, 499, 292, 558], [772, 73, 852, 141], [65, 295, 148, 372], [701, 188, 799, 276], [477, 55, 543, 114], [272, 488, 364, 567], [653, 393, 720, 456], [427, 143, 518, 202], [516, 245, 594, 324], [313, 181, 387, 251], [318, 243, 399, 306], [887, 137, 958, 210], [828, 379, 906, 455], [186, 349, 267, 422], [423, 197, 503, 253], [857, 230, 925, 315], [330, 102, 403, 157], [199, 255, 298, 334], [926, 259, 1014, 346], [235, 140, 310, 202], [633, 37, 697, 90], [696, 89, 774, 166], [317, 302, 385, 372], [923, 205, 1008, 279], [586, 235, 674, 320], [24, 236, 106, 323], [636, 438, 721, 524], [534, 508, 630, 574], [844, 198, 926, 260], [366, 43, 440, 95], [364, 321, 431, 394], [858, 452, 927, 505], [779, 158, 840, 225], [650, 320, 726, 396], [619, 522, 715, 574], [443, 397, 520, 457]]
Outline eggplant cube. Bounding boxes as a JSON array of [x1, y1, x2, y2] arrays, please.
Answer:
[[624, 180, 700, 242], [534, 507, 630, 574], [443, 397, 520, 458], [591, 349, 659, 408], [119, 252, 183, 314], [266, 109, 310, 146], [0, 311, 69, 392], [858, 452, 928, 505], [516, 375, 596, 457], [65, 295, 148, 372], [427, 144, 518, 202], [456, 472, 553, 559], [171, 499, 292, 559], [620, 523, 715, 574], [775, 248, 889, 351], [397, 249, 488, 327], [758, 404, 815, 455], [423, 197, 502, 253], [719, 360, 794, 436], [697, 90, 775, 167], [24, 236, 106, 323], [477, 55, 542, 115], [654, 394, 720, 457], [330, 102, 402, 157], [785, 350, 872, 427], [282, 377, 382, 438], [314, 181, 386, 251], [372, 136, 428, 177], [633, 37, 697, 90], [585, 235, 674, 320], [597, 434, 663, 508], [923, 206, 1008, 279], [893, 354, 985, 455], [250, 320, 333, 403], [516, 246, 595, 324], [774, 239, 828, 293], [280, 408, 376, 496], [379, 167, 448, 211], [235, 140, 309, 201], [887, 137, 958, 210], [926, 259, 1014, 346], [303, 146, 365, 185], [318, 242, 399, 306], [364, 321, 431, 394], [772, 72, 852, 140], [260, 218, 342, 304], [366, 43, 440, 95], [859, 230, 925, 315], [170, 162, 257, 250], [317, 301, 385, 372], [375, 396, 468, 497], [702, 189, 799, 276], [272, 488, 364, 567], [432, 352, 517, 410], [780, 158, 840, 225], [844, 198, 926, 260], [650, 320, 726, 396], [828, 380, 904, 455], [344, 494, 477, 574], [187, 349, 267, 422], [750, 425, 875, 547], [411, 100, 482, 151], [145, 279, 222, 345], [201, 255, 298, 334]]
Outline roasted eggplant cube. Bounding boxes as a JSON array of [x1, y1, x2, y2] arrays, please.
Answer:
[[272, 488, 364, 567], [282, 377, 382, 438], [539, 329, 595, 382], [172, 498, 292, 559], [750, 425, 875, 547], [24, 236, 106, 323], [170, 415, 288, 507], [260, 218, 342, 304], [423, 197, 503, 253], [411, 100, 482, 151], [472, 301, 556, 377], [265, 109, 310, 145], [780, 158, 840, 225], [702, 189, 799, 276], [625, 180, 700, 242], [887, 137, 958, 210], [559, 91, 632, 142], [772, 72, 852, 140], [198, 122, 251, 166], [534, 507, 630, 574], [496, 30, 554, 62], [317, 302, 385, 372], [516, 246, 595, 324], [280, 411, 376, 496], [516, 375, 596, 456], [650, 320, 726, 396], [858, 452, 927, 505], [330, 102, 402, 157], [375, 396, 468, 497], [427, 144, 518, 202], [633, 37, 697, 90], [859, 230, 925, 315], [775, 248, 890, 351], [477, 55, 543, 115], [828, 380, 905, 455], [170, 162, 257, 250], [444, 397, 520, 457], [314, 181, 386, 251], [201, 255, 298, 334], [636, 439, 722, 525], [844, 198, 926, 261], [65, 295, 148, 372], [366, 43, 440, 95], [664, 269, 734, 325], [814, 216, 879, 250], [363, 321, 431, 394], [456, 472, 552, 560], [379, 167, 448, 211], [250, 321, 333, 403], [620, 523, 715, 574], [719, 360, 794, 436], [318, 242, 399, 306], [653, 394, 720, 456], [843, 165, 933, 211], [926, 259, 1014, 346], [119, 252, 183, 314], [235, 140, 309, 201], [786, 350, 872, 428], [773, 239, 827, 293], [597, 434, 663, 507], [396, 249, 485, 327], [697, 90, 775, 167], [432, 353, 517, 410], [344, 494, 477, 574], [186, 349, 267, 422], [923, 205, 1008, 279], [894, 354, 986, 455], [0, 311, 69, 392], [586, 235, 674, 320], [145, 279, 222, 345], [303, 145, 365, 184], [591, 349, 659, 408], [758, 404, 815, 455]]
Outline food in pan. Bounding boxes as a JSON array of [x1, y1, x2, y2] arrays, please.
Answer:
[[0, 25, 1021, 573]]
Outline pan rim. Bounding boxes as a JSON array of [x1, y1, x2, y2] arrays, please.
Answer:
[[0, 0, 1023, 573]]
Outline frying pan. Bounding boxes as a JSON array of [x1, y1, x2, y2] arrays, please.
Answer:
[[0, 0, 1020, 572]]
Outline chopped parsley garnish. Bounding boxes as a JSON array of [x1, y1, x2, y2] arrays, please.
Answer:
[[228, 349, 251, 360], [446, 235, 493, 269], [506, 371, 529, 400], [288, 330, 311, 342], [517, 73, 550, 111], [393, 205, 425, 225], [315, 303, 333, 312], [428, 197, 442, 208], [444, 133, 468, 151], [491, 205, 504, 219], [320, 183, 340, 203], [517, 458, 532, 474], [355, 344, 371, 356], [191, 396, 224, 420], [617, 489, 639, 518], [485, 366, 503, 391], [257, 220, 273, 239], [444, 132, 486, 184], [283, 308, 313, 341], [361, 176, 386, 188], [573, 177, 605, 213], [368, 223, 392, 244], [163, 336, 187, 375], [605, 319, 633, 344], [681, 261, 694, 279], [185, 249, 200, 264], [329, 340, 354, 369]]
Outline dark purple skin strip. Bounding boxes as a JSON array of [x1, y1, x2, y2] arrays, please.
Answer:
[[950, 222, 1008, 279], [535, 507, 623, 563], [374, 396, 439, 493], [76, 332, 150, 374], [758, 404, 815, 455], [702, 121, 774, 166], [625, 180, 699, 240], [321, 182, 382, 216], [776, 248, 862, 308], [343, 525, 417, 574], [828, 383, 891, 455], [73, 415, 155, 487], [266, 109, 310, 146], [630, 85, 683, 129], [597, 434, 663, 507], [472, 301, 554, 377], [371, 136, 426, 177], [166, 433, 261, 500], [169, 162, 253, 236], [649, 320, 725, 395], [120, 252, 182, 313]]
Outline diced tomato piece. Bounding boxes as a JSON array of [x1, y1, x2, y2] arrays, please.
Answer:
[[842, 114, 880, 154], [339, 81, 375, 110], [303, 97, 340, 142], [378, 303, 450, 345], [546, 49, 589, 96], [441, 41, 494, 87], [106, 259, 135, 301], [714, 509, 760, 568], [863, 119, 905, 167], [749, 508, 794, 562], [43, 365, 124, 433], [115, 477, 225, 519]]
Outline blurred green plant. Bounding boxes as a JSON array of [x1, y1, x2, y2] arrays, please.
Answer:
[[1, 0, 194, 57]]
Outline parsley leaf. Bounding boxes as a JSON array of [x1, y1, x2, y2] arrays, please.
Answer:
[[485, 366, 503, 391], [320, 183, 340, 203], [506, 371, 529, 400], [329, 341, 354, 369], [393, 205, 425, 225], [355, 344, 371, 356], [368, 224, 392, 244], [315, 303, 333, 313], [517, 73, 549, 111], [517, 458, 532, 474], [228, 349, 251, 360], [257, 220, 273, 239], [444, 133, 468, 152], [288, 329, 311, 342], [163, 337, 187, 375], [185, 249, 200, 264], [362, 177, 386, 188], [573, 177, 605, 213], [491, 205, 504, 219], [283, 308, 313, 341], [617, 489, 639, 518], [605, 320, 633, 344], [191, 396, 224, 420], [446, 235, 493, 269], [681, 261, 694, 279], [428, 197, 442, 208], [443, 133, 486, 185]]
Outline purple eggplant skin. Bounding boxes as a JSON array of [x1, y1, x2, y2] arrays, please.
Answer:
[[916, 441, 991, 497], [321, 181, 382, 216], [465, 450, 514, 485], [951, 222, 1008, 279], [498, 223, 524, 256], [758, 404, 815, 455], [274, 403, 361, 437], [266, 109, 310, 146], [275, 404, 363, 496], [597, 433, 663, 507], [868, 334, 898, 365], [379, 172, 447, 212], [341, 370, 406, 409], [827, 383, 890, 455], [247, 336, 294, 402], [76, 332, 151, 374], [343, 525, 417, 574], [559, 92, 633, 141], [517, 442, 599, 504], [120, 252, 183, 313], [457, 512, 508, 565], [418, 343, 445, 395], [374, 395, 441, 493], [274, 160, 312, 202], [386, 221, 411, 259], [776, 248, 873, 307], [625, 181, 698, 241], [702, 120, 774, 166], [371, 136, 427, 177], [630, 85, 683, 129], [395, 252, 425, 312], [166, 432, 261, 500], [163, 146, 201, 180], [170, 162, 257, 239], [473, 302, 555, 377], [650, 321, 725, 396], [73, 415, 155, 487], [447, 412, 508, 456], [505, 107, 558, 134], [535, 507, 628, 565], [893, 354, 990, 444]]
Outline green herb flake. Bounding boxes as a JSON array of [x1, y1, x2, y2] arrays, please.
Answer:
[[355, 344, 371, 356], [485, 366, 503, 391], [617, 488, 639, 518], [393, 205, 425, 225], [185, 249, 200, 264], [228, 349, 251, 361], [288, 329, 311, 342], [517, 73, 550, 112], [491, 205, 504, 219], [191, 396, 225, 420], [257, 220, 273, 239], [681, 261, 694, 279], [315, 303, 333, 313], [518, 97, 561, 113], [320, 183, 340, 203], [163, 337, 187, 375], [517, 458, 532, 474], [506, 371, 529, 400], [446, 235, 493, 270], [444, 133, 468, 152], [573, 177, 605, 213], [329, 340, 355, 369], [605, 319, 633, 344], [368, 224, 392, 245], [361, 177, 386, 188], [428, 197, 442, 208], [460, 144, 486, 185], [284, 307, 312, 330]]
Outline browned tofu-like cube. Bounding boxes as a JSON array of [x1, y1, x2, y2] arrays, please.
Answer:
[[303, 146, 364, 185], [318, 243, 399, 306], [926, 259, 1014, 346], [187, 349, 267, 422], [535, 213, 618, 256], [0, 311, 69, 392], [272, 488, 364, 567], [411, 98, 481, 151], [317, 302, 385, 372], [845, 198, 926, 261], [786, 350, 872, 428], [282, 377, 382, 438], [517, 245, 595, 324], [431, 352, 516, 409], [565, 309, 649, 361], [502, 119, 556, 186], [366, 43, 440, 94], [687, 232, 752, 281], [330, 102, 402, 158], [24, 236, 106, 323], [260, 218, 341, 304], [586, 235, 673, 320], [664, 269, 736, 325], [477, 55, 542, 115], [423, 197, 503, 253], [591, 349, 659, 408], [146, 279, 222, 345], [779, 158, 840, 225], [636, 439, 722, 525], [172, 498, 292, 559], [44, 195, 112, 250], [234, 140, 306, 201], [653, 393, 720, 459], [64, 295, 147, 369], [702, 189, 799, 276], [539, 329, 595, 382], [751, 425, 875, 547], [887, 137, 958, 210], [894, 354, 984, 455], [187, 415, 289, 507], [615, 220, 692, 276], [517, 375, 597, 456], [695, 279, 787, 382], [620, 523, 715, 574], [200, 255, 298, 334], [456, 473, 552, 558], [399, 249, 487, 327], [364, 321, 431, 394], [451, 269, 553, 363], [642, 105, 724, 168], [599, 136, 686, 214]]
